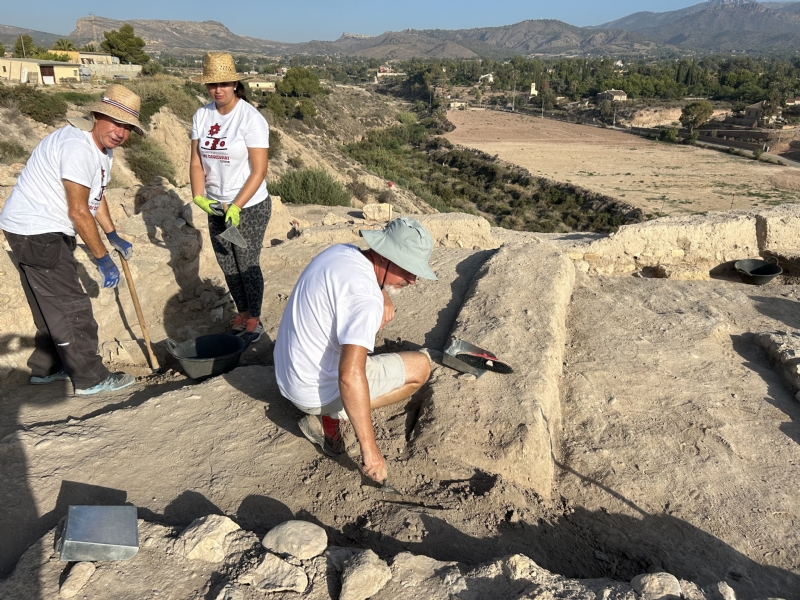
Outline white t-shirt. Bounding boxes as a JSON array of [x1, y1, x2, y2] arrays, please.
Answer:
[[274, 245, 384, 409], [191, 99, 269, 207], [0, 125, 112, 236]]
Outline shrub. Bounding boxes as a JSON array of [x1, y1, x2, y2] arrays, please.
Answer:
[[269, 129, 282, 160], [377, 189, 394, 204], [752, 147, 764, 160], [271, 168, 351, 206], [658, 127, 678, 143], [684, 131, 699, 145], [347, 179, 369, 202], [124, 77, 202, 123], [0, 140, 29, 164], [124, 135, 176, 185], [53, 91, 100, 106], [397, 112, 416, 125], [287, 155, 304, 169], [0, 85, 67, 125]]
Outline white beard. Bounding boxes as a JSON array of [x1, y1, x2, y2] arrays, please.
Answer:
[[384, 285, 403, 297]]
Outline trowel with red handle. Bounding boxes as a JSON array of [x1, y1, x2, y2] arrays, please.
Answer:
[[454, 350, 514, 374]]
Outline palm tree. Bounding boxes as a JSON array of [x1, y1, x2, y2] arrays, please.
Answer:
[[52, 38, 77, 51], [80, 43, 98, 52]]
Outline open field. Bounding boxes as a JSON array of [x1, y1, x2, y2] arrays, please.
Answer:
[[446, 110, 800, 217]]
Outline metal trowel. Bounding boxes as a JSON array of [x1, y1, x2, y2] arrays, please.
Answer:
[[218, 222, 248, 248], [209, 202, 248, 249]]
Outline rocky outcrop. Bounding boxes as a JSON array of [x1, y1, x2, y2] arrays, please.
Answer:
[[148, 107, 192, 187]]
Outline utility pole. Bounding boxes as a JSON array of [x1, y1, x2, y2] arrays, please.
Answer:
[[613, 106, 617, 128]]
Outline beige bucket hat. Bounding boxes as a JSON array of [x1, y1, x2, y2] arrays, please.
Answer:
[[191, 52, 245, 84], [86, 84, 144, 135]]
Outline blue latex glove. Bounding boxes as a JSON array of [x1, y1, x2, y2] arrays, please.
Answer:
[[106, 230, 133, 261], [97, 254, 120, 289]]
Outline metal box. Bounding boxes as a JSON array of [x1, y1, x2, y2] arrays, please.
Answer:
[[443, 337, 489, 378], [58, 505, 139, 562]]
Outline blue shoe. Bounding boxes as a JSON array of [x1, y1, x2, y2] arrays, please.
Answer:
[[75, 373, 135, 395], [30, 370, 70, 385]]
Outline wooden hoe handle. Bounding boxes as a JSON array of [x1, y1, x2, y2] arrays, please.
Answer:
[[119, 258, 160, 371]]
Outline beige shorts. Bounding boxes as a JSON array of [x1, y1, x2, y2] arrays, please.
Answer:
[[292, 353, 407, 420]]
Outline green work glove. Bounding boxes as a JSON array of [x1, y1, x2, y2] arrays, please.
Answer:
[[193, 195, 223, 216], [225, 204, 241, 227]]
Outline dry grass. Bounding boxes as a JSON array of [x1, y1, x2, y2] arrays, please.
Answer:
[[446, 110, 800, 216]]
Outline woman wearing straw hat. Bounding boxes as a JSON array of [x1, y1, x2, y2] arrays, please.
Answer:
[[0, 84, 141, 394], [190, 52, 271, 342]]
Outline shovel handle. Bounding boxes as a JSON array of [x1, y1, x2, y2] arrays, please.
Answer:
[[119, 258, 160, 371]]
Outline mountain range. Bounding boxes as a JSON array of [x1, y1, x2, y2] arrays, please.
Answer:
[[2, 1, 800, 59]]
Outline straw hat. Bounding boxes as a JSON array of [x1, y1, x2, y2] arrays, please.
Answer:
[[86, 84, 144, 136], [361, 218, 438, 281], [191, 52, 245, 84]]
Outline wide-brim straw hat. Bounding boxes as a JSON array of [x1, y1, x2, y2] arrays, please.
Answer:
[[86, 84, 144, 136], [361, 218, 438, 281], [191, 52, 245, 84]]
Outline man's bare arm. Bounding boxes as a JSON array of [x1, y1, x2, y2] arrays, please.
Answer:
[[64, 180, 107, 259], [339, 344, 386, 483], [93, 195, 115, 235]]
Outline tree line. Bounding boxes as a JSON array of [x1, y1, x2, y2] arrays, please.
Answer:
[[389, 55, 800, 107]]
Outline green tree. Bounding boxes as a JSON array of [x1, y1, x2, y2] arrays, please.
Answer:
[[679, 100, 714, 133], [52, 38, 77, 51], [296, 98, 317, 120], [599, 99, 614, 123], [13, 34, 37, 58], [276, 67, 321, 97], [80, 43, 98, 52], [101, 24, 150, 65], [0, 41, 5, 57]]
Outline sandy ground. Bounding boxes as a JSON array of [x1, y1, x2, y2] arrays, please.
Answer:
[[445, 110, 800, 217], [560, 272, 800, 598]]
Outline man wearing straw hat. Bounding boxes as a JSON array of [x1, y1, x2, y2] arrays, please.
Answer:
[[0, 84, 142, 395], [274, 218, 437, 484]]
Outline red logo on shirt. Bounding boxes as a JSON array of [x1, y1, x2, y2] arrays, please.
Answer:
[[208, 123, 221, 136]]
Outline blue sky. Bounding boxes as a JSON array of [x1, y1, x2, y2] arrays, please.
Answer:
[[6, 1, 712, 42]]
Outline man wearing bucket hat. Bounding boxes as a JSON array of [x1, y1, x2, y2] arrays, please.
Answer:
[[274, 217, 437, 484], [0, 84, 141, 394]]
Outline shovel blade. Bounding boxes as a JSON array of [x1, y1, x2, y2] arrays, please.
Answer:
[[218, 225, 248, 248]]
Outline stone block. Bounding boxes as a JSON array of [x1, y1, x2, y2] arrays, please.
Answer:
[[340, 549, 391, 600], [416, 213, 500, 250], [362, 203, 392, 222], [238, 552, 308, 593], [60, 562, 95, 598], [261, 520, 327, 560], [631, 572, 681, 600], [178, 514, 241, 562]]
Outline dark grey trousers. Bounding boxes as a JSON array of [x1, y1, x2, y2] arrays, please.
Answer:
[[4, 231, 110, 389], [208, 198, 271, 318]]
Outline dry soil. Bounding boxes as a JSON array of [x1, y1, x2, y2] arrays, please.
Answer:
[[445, 109, 800, 216]]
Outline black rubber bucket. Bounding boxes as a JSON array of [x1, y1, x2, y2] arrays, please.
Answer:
[[164, 334, 247, 380], [734, 257, 782, 286]]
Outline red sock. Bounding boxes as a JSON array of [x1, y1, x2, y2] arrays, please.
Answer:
[[321, 415, 340, 439]]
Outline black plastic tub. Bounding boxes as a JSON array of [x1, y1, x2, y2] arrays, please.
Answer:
[[734, 258, 782, 286], [164, 334, 247, 380]]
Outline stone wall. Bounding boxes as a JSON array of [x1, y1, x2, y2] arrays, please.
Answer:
[[566, 204, 800, 280]]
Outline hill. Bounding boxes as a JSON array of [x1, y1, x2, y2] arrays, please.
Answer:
[[0, 24, 62, 51], [67, 15, 291, 54], [596, 0, 800, 51]]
